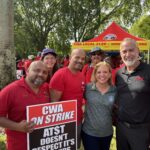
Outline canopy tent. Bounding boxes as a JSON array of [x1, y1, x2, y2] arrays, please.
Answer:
[[72, 22, 149, 51]]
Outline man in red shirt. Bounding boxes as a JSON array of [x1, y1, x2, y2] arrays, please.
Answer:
[[0, 61, 50, 150], [82, 47, 104, 83], [49, 48, 86, 149]]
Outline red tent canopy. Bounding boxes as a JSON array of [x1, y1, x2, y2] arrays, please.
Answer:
[[72, 22, 149, 51], [87, 22, 145, 42]]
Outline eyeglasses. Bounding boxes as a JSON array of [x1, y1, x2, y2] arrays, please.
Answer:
[[91, 52, 103, 56]]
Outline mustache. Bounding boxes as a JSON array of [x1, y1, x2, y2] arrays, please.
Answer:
[[75, 62, 83, 65]]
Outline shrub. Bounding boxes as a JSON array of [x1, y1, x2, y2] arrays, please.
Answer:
[[0, 134, 6, 150]]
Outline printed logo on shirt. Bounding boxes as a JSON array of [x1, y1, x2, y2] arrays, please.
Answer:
[[135, 76, 144, 81], [108, 96, 114, 103]]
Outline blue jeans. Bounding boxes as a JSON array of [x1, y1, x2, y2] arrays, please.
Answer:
[[81, 130, 112, 150]]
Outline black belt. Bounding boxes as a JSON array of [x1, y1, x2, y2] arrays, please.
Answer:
[[120, 121, 150, 128]]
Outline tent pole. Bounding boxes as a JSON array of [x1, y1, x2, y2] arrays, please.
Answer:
[[147, 50, 149, 64], [147, 41, 150, 64]]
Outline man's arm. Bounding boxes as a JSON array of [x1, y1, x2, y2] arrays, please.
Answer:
[[50, 89, 62, 102], [0, 117, 35, 133]]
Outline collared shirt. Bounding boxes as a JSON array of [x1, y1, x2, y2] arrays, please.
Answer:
[[0, 78, 50, 150], [82, 83, 116, 137], [116, 62, 150, 124]]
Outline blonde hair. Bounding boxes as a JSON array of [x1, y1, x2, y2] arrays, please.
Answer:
[[91, 61, 112, 85]]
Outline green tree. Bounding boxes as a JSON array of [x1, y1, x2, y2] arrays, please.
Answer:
[[59, 0, 149, 42], [14, 0, 149, 56], [14, 0, 61, 52], [130, 15, 150, 39]]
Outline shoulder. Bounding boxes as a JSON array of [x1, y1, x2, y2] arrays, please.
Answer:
[[52, 67, 68, 79], [50, 68, 68, 86], [83, 64, 89, 68], [55, 67, 67, 73], [116, 65, 125, 74], [82, 64, 90, 72], [55, 67, 69, 75], [86, 83, 94, 90], [5, 79, 21, 89], [110, 85, 117, 92], [0, 80, 20, 96]]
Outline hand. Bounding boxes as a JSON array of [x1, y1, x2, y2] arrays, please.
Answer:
[[18, 120, 35, 133]]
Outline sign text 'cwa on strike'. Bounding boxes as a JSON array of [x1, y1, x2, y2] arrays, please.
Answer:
[[31, 104, 75, 125]]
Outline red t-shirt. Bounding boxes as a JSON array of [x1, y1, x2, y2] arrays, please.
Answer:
[[82, 64, 94, 84], [0, 78, 50, 150], [63, 59, 69, 67], [35, 56, 41, 60], [49, 67, 85, 124]]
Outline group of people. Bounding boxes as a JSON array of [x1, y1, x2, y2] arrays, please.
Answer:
[[0, 38, 150, 150], [16, 49, 70, 79]]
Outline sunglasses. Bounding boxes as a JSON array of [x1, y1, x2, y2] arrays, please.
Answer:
[[91, 52, 103, 56]]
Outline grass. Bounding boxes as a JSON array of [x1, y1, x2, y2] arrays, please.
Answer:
[[0, 134, 6, 150]]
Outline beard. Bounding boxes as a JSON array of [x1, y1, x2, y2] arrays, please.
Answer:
[[124, 60, 136, 67], [33, 78, 45, 86], [123, 56, 140, 67], [74, 62, 84, 71]]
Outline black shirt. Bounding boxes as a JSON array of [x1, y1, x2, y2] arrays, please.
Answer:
[[116, 62, 150, 124]]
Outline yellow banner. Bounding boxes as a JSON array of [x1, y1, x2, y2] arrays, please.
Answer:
[[72, 41, 150, 51]]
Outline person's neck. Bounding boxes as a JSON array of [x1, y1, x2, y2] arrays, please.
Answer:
[[91, 62, 98, 67], [126, 60, 140, 73], [68, 66, 79, 74], [25, 78, 40, 94], [96, 82, 110, 94]]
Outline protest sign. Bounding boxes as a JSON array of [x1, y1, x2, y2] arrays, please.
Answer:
[[27, 100, 77, 150]]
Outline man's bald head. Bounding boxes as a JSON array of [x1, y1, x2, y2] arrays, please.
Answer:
[[120, 38, 139, 51], [28, 61, 48, 72], [70, 49, 85, 58], [26, 61, 48, 87]]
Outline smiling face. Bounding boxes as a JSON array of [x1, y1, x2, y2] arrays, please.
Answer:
[[90, 51, 103, 65], [92, 62, 112, 85], [26, 61, 48, 87], [69, 49, 85, 72], [95, 64, 111, 85], [42, 54, 57, 71], [120, 39, 140, 67]]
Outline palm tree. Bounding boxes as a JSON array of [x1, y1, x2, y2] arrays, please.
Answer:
[[0, 0, 16, 89]]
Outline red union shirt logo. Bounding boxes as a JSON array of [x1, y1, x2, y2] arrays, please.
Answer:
[[135, 76, 144, 81]]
